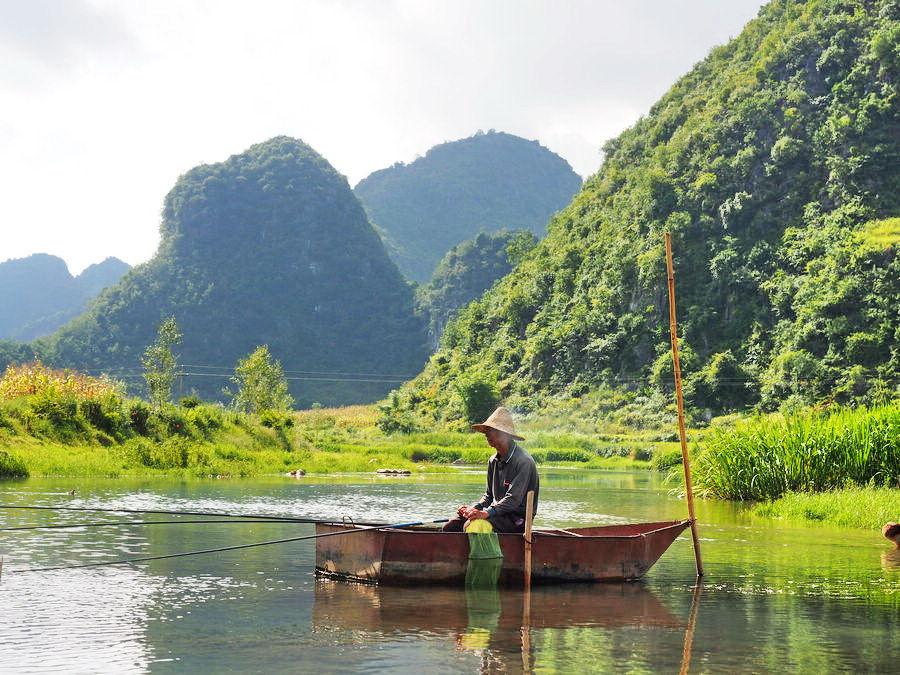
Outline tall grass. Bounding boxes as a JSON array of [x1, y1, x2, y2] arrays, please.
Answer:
[[693, 404, 899, 500]]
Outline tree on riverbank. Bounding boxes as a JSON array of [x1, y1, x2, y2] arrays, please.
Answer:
[[229, 345, 293, 414], [142, 317, 182, 410]]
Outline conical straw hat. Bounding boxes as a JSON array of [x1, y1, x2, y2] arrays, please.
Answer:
[[472, 407, 524, 441]]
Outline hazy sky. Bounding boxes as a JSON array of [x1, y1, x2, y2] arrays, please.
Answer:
[[1, 0, 765, 274]]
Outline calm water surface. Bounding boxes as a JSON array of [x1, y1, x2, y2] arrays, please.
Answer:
[[0, 470, 896, 673]]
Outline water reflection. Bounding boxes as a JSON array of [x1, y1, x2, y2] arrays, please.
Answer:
[[313, 579, 684, 672]]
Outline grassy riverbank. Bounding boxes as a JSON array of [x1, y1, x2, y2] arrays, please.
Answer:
[[0, 365, 661, 479], [3, 365, 896, 533], [752, 487, 900, 531]]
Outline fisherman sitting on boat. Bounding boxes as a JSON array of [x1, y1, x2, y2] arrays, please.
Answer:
[[442, 406, 539, 534]]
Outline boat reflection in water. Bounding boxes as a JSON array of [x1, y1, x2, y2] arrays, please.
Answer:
[[313, 571, 687, 672]]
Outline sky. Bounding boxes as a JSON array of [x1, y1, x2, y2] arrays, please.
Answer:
[[0, 0, 766, 274]]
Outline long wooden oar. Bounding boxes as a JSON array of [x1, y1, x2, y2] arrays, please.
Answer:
[[2, 518, 448, 576]]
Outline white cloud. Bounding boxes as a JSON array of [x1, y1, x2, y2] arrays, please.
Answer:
[[0, 0, 765, 274]]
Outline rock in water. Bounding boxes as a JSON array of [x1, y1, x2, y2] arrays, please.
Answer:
[[42, 137, 427, 406]]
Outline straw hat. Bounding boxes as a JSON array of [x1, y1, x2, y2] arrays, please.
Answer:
[[472, 406, 524, 441]]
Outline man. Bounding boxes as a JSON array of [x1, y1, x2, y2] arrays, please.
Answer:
[[442, 406, 540, 534]]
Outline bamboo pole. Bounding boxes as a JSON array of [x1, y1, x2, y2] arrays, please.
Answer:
[[523, 490, 535, 587], [522, 490, 535, 672], [664, 232, 704, 578], [679, 583, 703, 675]]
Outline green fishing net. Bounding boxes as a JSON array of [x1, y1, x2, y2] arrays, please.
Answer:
[[465, 518, 503, 562]]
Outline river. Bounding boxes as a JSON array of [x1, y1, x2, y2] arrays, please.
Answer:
[[0, 469, 896, 673]]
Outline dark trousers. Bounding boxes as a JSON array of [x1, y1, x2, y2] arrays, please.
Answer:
[[442, 512, 525, 534]]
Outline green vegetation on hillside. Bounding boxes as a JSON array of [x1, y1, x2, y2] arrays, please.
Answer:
[[25, 137, 428, 407], [0, 254, 129, 341], [355, 130, 582, 282], [416, 230, 536, 349], [393, 0, 899, 427]]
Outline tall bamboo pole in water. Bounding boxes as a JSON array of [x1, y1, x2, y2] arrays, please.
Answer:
[[664, 232, 704, 578]]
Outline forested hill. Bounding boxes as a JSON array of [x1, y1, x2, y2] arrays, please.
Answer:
[[0, 255, 130, 341], [35, 137, 428, 406], [354, 131, 582, 283], [416, 230, 536, 351], [397, 0, 899, 424]]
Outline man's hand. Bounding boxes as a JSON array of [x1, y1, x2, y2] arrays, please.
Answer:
[[465, 508, 489, 520], [456, 505, 468, 517]]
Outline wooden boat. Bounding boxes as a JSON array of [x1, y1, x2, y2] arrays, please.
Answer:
[[315, 519, 691, 585]]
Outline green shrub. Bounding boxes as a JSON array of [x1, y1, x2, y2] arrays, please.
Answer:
[[409, 448, 462, 463], [80, 393, 128, 439], [377, 391, 420, 434], [179, 395, 202, 409], [129, 401, 152, 435], [0, 450, 28, 478], [454, 369, 500, 425], [133, 437, 191, 469], [29, 391, 79, 426], [155, 407, 190, 437], [652, 448, 684, 472], [540, 448, 593, 463], [260, 409, 294, 429], [186, 405, 225, 436]]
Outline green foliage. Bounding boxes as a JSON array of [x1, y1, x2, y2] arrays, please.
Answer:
[[693, 403, 900, 500], [179, 394, 202, 409], [455, 369, 501, 425], [394, 0, 900, 422], [259, 409, 294, 429], [37, 137, 428, 407], [355, 130, 582, 282], [229, 345, 293, 414], [142, 317, 182, 410], [0, 450, 29, 478], [128, 401, 151, 435], [377, 390, 421, 434], [416, 230, 535, 349]]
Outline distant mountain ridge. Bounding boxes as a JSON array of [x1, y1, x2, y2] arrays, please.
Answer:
[[0, 254, 130, 341], [35, 137, 428, 406], [355, 130, 582, 283]]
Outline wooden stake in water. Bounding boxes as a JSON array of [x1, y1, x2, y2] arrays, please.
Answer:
[[523, 490, 535, 587], [664, 232, 704, 578], [522, 490, 535, 672]]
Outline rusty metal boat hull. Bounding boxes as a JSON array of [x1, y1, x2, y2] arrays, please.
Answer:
[[315, 519, 691, 585]]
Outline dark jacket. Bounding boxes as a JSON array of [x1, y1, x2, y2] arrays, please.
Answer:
[[474, 442, 540, 518]]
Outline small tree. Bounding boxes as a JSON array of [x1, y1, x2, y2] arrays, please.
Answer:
[[455, 368, 500, 426], [142, 317, 182, 409], [230, 345, 293, 414]]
